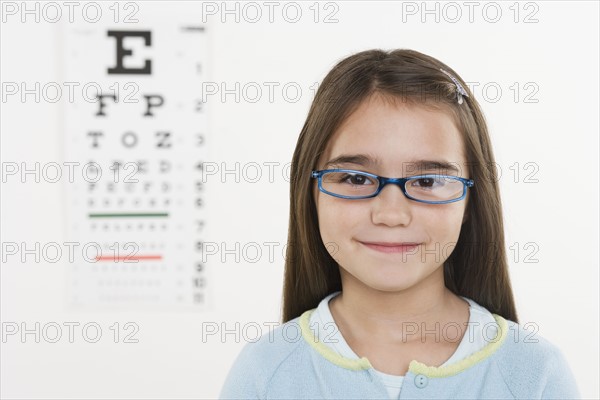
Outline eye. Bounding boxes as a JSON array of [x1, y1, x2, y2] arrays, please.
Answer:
[[416, 178, 435, 187], [411, 177, 443, 189], [340, 172, 375, 185]]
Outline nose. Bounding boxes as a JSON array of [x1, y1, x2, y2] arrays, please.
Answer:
[[371, 183, 413, 227]]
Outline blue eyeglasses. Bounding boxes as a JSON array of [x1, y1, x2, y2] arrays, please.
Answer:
[[311, 169, 474, 204]]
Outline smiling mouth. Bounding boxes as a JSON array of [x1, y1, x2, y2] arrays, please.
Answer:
[[359, 241, 422, 254]]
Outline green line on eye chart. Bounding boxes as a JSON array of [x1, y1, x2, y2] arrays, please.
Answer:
[[88, 212, 169, 218]]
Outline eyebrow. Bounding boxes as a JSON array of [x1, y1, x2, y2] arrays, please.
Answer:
[[323, 154, 461, 174]]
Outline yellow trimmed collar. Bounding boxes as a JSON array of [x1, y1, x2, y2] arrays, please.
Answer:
[[299, 308, 508, 377]]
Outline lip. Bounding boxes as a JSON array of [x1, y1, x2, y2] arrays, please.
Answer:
[[359, 241, 422, 254]]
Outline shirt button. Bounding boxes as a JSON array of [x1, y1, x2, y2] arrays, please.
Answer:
[[414, 374, 429, 389]]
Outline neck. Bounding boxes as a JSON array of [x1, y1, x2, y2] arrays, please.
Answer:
[[330, 268, 465, 342]]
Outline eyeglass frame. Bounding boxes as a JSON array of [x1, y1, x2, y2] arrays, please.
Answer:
[[311, 168, 475, 204]]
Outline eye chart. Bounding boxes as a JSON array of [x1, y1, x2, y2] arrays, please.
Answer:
[[63, 3, 210, 310]]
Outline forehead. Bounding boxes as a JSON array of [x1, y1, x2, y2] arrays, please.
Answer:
[[321, 96, 467, 172]]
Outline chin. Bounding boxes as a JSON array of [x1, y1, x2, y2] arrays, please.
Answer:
[[365, 281, 418, 293], [358, 272, 421, 292]]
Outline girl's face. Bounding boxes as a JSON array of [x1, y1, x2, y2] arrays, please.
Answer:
[[314, 94, 469, 293]]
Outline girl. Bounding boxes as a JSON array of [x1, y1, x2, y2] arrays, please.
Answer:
[[219, 49, 580, 399]]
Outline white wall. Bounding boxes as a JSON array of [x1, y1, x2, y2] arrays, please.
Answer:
[[1, 1, 598, 399]]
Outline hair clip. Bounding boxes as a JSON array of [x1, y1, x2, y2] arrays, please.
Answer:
[[440, 69, 469, 105]]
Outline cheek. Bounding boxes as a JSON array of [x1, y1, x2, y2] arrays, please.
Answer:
[[425, 204, 466, 243], [315, 195, 362, 247]]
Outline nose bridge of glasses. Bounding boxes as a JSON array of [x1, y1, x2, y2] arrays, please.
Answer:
[[378, 177, 410, 198]]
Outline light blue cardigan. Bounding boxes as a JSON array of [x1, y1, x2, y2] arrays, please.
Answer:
[[219, 308, 580, 399]]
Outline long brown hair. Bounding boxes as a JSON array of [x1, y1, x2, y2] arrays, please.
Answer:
[[282, 49, 518, 324]]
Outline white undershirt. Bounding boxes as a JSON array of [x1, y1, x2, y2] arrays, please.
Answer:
[[309, 291, 499, 399]]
